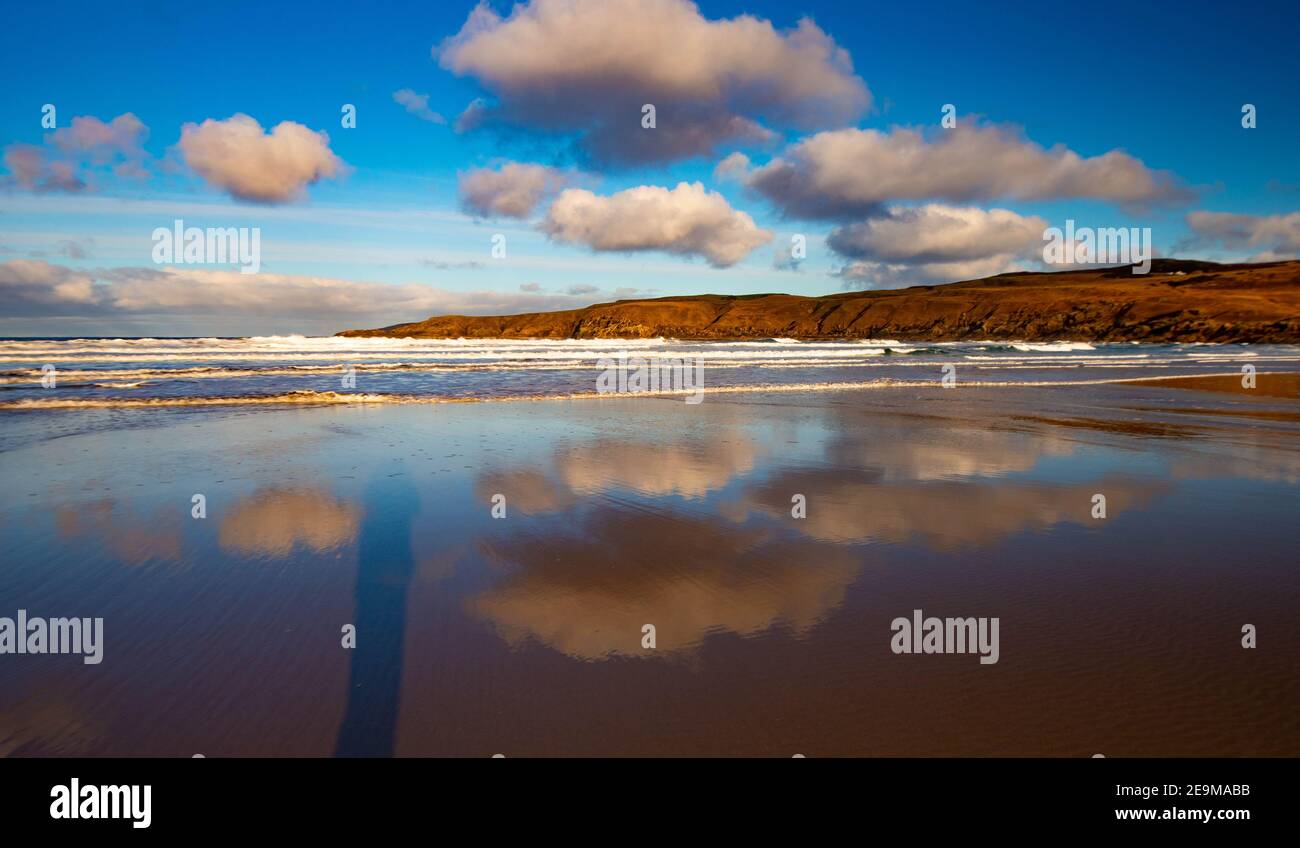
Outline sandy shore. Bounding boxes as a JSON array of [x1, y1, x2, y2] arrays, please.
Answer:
[[1128, 371, 1300, 399], [2, 380, 1297, 756]]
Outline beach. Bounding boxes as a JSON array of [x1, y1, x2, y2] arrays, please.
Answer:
[[5, 0, 1299, 831], [2, 349, 1297, 756]]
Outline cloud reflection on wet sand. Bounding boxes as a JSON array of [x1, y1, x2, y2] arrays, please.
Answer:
[[56, 499, 183, 566], [218, 487, 362, 557], [470, 510, 862, 659], [732, 470, 1169, 549], [463, 420, 1133, 659]]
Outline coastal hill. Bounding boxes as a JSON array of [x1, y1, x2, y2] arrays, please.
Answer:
[[338, 259, 1300, 343]]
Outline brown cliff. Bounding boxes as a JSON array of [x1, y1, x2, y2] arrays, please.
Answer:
[[338, 259, 1300, 343]]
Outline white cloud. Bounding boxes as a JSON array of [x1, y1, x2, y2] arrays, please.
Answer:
[[0, 259, 100, 308], [713, 152, 752, 182], [747, 123, 1192, 219], [437, 0, 869, 164], [772, 240, 804, 271], [0, 260, 620, 326], [393, 88, 447, 124], [836, 255, 1027, 289], [540, 181, 772, 267], [828, 204, 1047, 264], [51, 114, 148, 158], [827, 204, 1050, 288], [2, 113, 149, 193], [459, 162, 571, 218], [3, 145, 83, 191], [1183, 210, 1300, 256], [177, 114, 345, 203]]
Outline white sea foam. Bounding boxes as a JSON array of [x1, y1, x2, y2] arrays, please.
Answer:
[[2, 372, 1285, 411], [1011, 342, 1097, 352], [2, 336, 1296, 411]]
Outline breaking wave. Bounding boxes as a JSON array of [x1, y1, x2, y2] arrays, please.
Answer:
[[3, 373, 1288, 411], [2, 335, 1297, 412]]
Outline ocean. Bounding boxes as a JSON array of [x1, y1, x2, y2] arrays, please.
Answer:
[[3, 336, 1299, 412]]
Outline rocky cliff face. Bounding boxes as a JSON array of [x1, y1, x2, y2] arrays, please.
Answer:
[[338, 260, 1300, 343]]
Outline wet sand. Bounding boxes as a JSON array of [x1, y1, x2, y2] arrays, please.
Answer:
[[1128, 371, 1300, 399], [1, 381, 1297, 756]]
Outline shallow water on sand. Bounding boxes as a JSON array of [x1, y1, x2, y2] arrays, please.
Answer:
[[1, 380, 1297, 755]]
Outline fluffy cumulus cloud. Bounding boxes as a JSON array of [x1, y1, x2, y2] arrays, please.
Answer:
[[459, 162, 571, 218], [0, 259, 101, 309], [713, 151, 752, 183], [177, 114, 344, 203], [393, 88, 446, 124], [2, 113, 150, 192], [745, 123, 1192, 219], [830, 205, 1049, 289], [0, 259, 621, 325], [2, 145, 81, 191], [836, 255, 1030, 289], [437, 0, 870, 164], [828, 204, 1047, 264], [1182, 211, 1300, 259], [50, 114, 149, 159], [540, 181, 772, 266]]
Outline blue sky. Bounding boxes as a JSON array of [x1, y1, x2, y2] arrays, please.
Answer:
[[1, 0, 1297, 336]]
